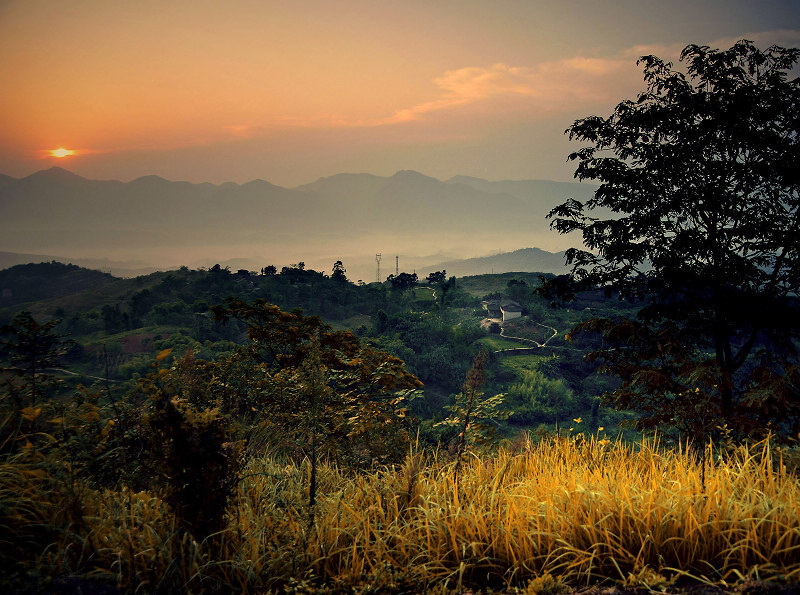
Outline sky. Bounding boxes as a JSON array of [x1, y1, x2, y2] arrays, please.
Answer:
[[1, 0, 799, 188]]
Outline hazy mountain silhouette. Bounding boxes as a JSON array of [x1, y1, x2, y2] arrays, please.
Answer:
[[0, 167, 595, 280]]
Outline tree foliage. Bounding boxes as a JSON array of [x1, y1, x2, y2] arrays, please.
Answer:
[[387, 272, 418, 291], [331, 260, 348, 283], [211, 298, 422, 467], [140, 349, 241, 540], [426, 270, 447, 285], [548, 41, 800, 438]]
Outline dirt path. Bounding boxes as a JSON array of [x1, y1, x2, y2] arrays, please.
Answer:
[[499, 321, 558, 347]]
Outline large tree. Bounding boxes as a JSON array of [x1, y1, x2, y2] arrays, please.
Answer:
[[548, 41, 800, 438], [210, 298, 422, 466]]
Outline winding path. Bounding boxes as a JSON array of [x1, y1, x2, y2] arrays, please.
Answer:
[[500, 321, 558, 348], [489, 319, 562, 355]]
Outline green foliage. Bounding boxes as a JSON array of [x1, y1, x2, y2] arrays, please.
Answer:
[[0, 261, 116, 308], [548, 40, 800, 439], [367, 311, 479, 390], [211, 298, 422, 468], [386, 271, 418, 291], [426, 270, 446, 285], [506, 367, 575, 425]]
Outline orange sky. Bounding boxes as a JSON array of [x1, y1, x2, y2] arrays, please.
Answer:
[[1, 0, 798, 186]]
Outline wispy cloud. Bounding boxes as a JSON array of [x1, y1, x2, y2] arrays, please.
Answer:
[[373, 56, 636, 126], [360, 31, 800, 128]]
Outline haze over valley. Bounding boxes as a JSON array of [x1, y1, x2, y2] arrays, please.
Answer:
[[0, 167, 588, 281]]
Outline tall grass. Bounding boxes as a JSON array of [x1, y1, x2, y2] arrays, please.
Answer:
[[4, 434, 800, 592]]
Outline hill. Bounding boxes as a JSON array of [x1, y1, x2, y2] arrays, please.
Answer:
[[0, 261, 118, 308], [0, 251, 163, 278], [419, 247, 569, 278]]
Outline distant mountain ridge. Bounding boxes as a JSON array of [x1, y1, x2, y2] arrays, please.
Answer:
[[0, 167, 595, 280]]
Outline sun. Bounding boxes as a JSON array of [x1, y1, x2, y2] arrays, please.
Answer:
[[50, 147, 76, 158]]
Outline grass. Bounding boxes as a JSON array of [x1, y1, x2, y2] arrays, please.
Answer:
[[5, 433, 800, 592], [479, 335, 529, 351], [499, 353, 550, 374]]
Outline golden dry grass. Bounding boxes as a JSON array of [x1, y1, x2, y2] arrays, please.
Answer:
[[5, 434, 800, 592]]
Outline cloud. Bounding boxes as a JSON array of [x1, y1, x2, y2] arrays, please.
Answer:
[[369, 31, 800, 128], [375, 56, 636, 126], [434, 64, 541, 99]]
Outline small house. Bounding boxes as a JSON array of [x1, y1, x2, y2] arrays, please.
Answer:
[[482, 297, 523, 322], [500, 298, 523, 322]]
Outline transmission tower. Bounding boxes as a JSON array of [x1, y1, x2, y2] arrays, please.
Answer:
[[375, 253, 382, 283], [396, 255, 399, 275]]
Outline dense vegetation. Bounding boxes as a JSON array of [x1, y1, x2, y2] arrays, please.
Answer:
[[2, 40, 799, 593], [2, 258, 796, 593]]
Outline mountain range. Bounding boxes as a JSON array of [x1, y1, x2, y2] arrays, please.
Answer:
[[0, 167, 595, 280]]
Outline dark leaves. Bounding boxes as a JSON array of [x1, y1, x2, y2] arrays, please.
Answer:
[[551, 40, 800, 439]]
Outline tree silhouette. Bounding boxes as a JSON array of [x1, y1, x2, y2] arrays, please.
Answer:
[[548, 41, 800, 438], [331, 260, 348, 283], [387, 272, 418, 291]]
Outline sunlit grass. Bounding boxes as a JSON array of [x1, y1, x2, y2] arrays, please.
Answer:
[[4, 434, 799, 592]]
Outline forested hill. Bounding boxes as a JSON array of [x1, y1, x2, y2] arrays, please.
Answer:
[[0, 261, 117, 307], [420, 247, 570, 277]]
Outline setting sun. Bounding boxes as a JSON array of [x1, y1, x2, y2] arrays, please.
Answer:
[[50, 147, 75, 158]]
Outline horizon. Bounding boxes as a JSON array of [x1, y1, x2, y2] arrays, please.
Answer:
[[4, 164, 587, 188]]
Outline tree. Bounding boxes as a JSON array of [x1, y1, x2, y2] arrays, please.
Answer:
[[506, 279, 529, 305], [1, 311, 74, 407], [387, 271, 418, 291], [211, 298, 422, 467], [331, 260, 348, 283], [548, 41, 800, 438], [139, 349, 242, 540], [426, 270, 446, 285]]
